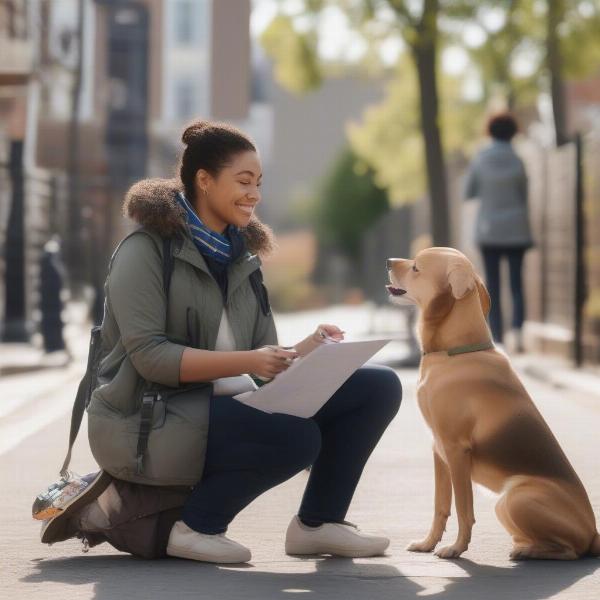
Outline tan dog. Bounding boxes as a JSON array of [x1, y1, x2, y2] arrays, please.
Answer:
[[387, 247, 600, 560]]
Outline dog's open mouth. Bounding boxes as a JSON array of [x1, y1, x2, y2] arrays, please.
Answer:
[[386, 285, 407, 297]]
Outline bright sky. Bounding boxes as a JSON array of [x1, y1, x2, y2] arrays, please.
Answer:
[[250, 0, 539, 101], [251, 0, 506, 62], [251, 0, 402, 64]]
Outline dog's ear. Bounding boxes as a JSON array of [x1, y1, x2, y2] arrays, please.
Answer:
[[447, 263, 475, 300], [475, 274, 491, 316]]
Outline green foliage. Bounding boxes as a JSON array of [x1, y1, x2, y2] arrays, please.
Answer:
[[260, 14, 322, 94], [348, 58, 424, 202], [312, 147, 390, 258], [457, 1, 540, 107], [348, 57, 484, 203], [461, 0, 600, 107], [259, 0, 600, 220], [559, 1, 600, 79]]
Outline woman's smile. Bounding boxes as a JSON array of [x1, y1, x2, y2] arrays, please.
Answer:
[[235, 202, 256, 216]]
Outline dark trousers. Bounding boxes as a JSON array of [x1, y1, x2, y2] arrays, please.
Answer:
[[182, 365, 402, 534], [480, 246, 527, 343]]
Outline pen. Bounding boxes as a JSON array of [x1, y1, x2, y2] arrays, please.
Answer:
[[266, 345, 298, 364], [318, 330, 346, 343]]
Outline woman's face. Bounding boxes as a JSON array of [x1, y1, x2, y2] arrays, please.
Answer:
[[195, 150, 262, 232]]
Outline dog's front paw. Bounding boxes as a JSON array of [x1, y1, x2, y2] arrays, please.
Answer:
[[407, 538, 438, 553], [435, 543, 467, 559]]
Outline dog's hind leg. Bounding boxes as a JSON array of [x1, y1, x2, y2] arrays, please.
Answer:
[[496, 477, 590, 560], [510, 544, 577, 561], [407, 450, 452, 553]]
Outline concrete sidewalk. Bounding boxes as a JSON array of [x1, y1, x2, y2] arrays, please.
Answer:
[[513, 352, 600, 401], [0, 301, 91, 376], [2, 304, 599, 599]]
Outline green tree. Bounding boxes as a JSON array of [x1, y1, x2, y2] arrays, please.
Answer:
[[456, 0, 539, 109], [461, 1, 600, 143], [260, 14, 322, 93], [545, 0, 600, 145], [261, 0, 480, 246], [261, 0, 600, 243], [313, 147, 390, 260], [395, 0, 452, 246], [348, 56, 483, 205]]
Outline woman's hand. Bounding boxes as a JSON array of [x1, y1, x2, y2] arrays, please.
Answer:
[[294, 324, 345, 357], [312, 324, 345, 343], [248, 346, 299, 380]]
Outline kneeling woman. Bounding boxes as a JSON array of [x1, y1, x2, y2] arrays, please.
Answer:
[[51, 121, 402, 563]]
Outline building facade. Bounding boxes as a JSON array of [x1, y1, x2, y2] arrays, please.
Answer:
[[1, 0, 253, 334]]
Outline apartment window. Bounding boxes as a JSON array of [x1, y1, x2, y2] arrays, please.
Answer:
[[175, 79, 196, 119], [174, 0, 195, 46]]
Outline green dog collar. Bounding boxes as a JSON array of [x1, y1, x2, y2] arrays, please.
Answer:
[[422, 340, 495, 357]]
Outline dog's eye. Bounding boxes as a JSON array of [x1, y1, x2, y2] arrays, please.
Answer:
[[412, 264, 419, 273]]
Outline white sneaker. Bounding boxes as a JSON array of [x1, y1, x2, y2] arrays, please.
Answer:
[[166, 521, 251, 564], [285, 515, 389, 558]]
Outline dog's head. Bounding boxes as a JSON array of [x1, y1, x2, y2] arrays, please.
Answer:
[[386, 247, 490, 318]]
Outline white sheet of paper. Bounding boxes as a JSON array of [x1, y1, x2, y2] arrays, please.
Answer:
[[233, 339, 391, 417]]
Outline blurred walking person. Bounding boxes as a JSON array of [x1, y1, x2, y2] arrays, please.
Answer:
[[464, 113, 533, 351]]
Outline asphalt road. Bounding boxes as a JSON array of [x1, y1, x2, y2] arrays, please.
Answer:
[[2, 306, 599, 599]]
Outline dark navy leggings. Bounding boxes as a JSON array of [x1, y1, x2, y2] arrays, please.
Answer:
[[481, 246, 527, 343], [182, 365, 402, 534]]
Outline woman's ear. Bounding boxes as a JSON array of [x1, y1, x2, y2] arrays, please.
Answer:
[[447, 263, 475, 300], [475, 275, 491, 316], [194, 169, 211, 195]]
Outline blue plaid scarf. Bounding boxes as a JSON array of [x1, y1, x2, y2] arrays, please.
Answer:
[[176, 191, 234, 264]]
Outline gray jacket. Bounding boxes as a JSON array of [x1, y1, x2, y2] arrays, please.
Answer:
[[464, 140, 533, 248], [87, 178, 278, 487]]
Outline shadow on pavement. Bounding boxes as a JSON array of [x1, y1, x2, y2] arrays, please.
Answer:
[[22, 553, 599, 599], [439, 558, 599, 599]]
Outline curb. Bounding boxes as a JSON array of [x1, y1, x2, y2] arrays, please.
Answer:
[[514, 354, 600, 401]]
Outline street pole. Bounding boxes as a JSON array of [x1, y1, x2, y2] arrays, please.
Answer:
[[2, 138, 28, 342], [65, 0, 85, 298], [573, 133, 586, 367]]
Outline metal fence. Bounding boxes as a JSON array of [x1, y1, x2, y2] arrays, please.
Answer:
[[518, 130, 600, 365], [582, 128, 600, 363]]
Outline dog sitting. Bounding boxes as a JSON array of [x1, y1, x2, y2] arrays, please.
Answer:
[[387, 247, 599, 560]]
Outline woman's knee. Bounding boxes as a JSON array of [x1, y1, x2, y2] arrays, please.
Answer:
[[362, 365, 402, 418], [278, 417, 321, 471]]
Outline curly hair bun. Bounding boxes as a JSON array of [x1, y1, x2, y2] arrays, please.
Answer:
[[181, 121, 211, 146]]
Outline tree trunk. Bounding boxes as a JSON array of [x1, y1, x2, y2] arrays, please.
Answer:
[[411, 0, 450, 247], [547, 0, 569, 146]]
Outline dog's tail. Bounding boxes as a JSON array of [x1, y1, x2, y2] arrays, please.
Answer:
[[588, 533, 600, 557]]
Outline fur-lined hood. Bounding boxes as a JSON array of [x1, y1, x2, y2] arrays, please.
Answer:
[[122, 178, 276, 256]]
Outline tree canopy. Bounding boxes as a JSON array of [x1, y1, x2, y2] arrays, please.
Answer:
[[260, 0, 600, 240]]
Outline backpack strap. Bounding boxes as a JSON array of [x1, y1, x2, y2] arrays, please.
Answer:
[[249, 268, 272, 317], [59, 233, 175, 479], [162, 237, 174, 297], [59, 325, 102, 478], [135, 390, 162, 475]]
